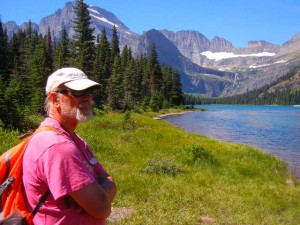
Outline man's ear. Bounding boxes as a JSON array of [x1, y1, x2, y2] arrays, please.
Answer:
[[49, 92, 60, 107]]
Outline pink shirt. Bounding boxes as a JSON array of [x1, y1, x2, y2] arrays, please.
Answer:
[[23, 118, 106, 225]]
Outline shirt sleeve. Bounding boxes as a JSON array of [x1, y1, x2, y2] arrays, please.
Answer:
[[38, 141, 96, 200]]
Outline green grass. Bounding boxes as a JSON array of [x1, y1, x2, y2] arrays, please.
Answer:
[[1, 111, 300, 224]]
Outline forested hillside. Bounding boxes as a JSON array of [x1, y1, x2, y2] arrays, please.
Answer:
[[184, 67, 300, 106], [0, 0, 183, 130]]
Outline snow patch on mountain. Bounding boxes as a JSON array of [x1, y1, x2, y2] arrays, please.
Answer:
[[88, 8, 100, 15], [201, 51, 276, 61], [249, 60, 287, 68], [88, 8, 118, 27]]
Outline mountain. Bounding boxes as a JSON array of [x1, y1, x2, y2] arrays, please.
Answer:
[[159, 30, 300, 96], [127, 29, 237, 96], [4, 1, 138, 45], [2, 1, 300, 97]]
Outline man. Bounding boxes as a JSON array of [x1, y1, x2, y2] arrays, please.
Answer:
[[22, 67, 117, 224]]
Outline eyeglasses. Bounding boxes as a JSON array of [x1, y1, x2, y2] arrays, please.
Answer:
[[57, 88, 94, 98]]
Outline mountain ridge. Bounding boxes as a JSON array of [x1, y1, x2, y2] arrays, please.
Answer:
[[2, 1, 300, 97]]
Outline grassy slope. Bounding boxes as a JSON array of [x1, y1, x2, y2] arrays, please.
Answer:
[[77, 111, 300, 224], [1, 111, 299, 224]]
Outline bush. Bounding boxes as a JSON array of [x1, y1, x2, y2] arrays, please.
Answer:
[[141, 156, 185, 176], [180, 144, 217, 166], [122, 111, 137, 131]]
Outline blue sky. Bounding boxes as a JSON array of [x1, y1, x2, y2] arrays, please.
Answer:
[[0, 0, 299, 48]]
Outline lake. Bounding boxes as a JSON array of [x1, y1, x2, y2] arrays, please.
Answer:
[[163, 105, 300, 178]]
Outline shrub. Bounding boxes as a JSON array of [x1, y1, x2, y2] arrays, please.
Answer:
[[141, 156, 184, 176], [180, 144, 217, 166], [122, 111, 137, 131]]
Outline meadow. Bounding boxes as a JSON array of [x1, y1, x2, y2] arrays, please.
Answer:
[[1, 110, 299, 224]]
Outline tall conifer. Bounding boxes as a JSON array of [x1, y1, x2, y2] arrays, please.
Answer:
[[54, 27, 70, 69], [107, 56, 124, 110], [28, 39, 48, 114], [149, 44, 162, 95], [111, 26, 120, 62], [45, 27, 53, 72], [0, 20, 9, 84], [72, 0, 95, 76]]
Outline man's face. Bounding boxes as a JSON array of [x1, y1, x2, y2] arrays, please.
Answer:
[[59, 89, 94, 122]]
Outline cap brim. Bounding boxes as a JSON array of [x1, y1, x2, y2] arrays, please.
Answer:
[[64, 79, 101, 91]]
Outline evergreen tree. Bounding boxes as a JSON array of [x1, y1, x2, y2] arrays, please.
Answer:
[[72, 0, 95, 76], [138, 53, 150, 98], [45, 27, 53, 72], [107, 56, 124, 110], [170, 70, 184, 105], [162, 66, 173, 102], [54, 27, 70, 69], [123, 58, 137, 109], [3, 78, 25, 129], [0, 77, 7, 126], [0, 20, 9, 84], [121, 45, 129, 71], [148, 44, 162, 95], [150, 92, 163, 112], [93, 28, 111, 106], [148, 44, 163, 110], [15, 21, 40, 110], [28, 38, 48, 115], [111, 26, 120, 62]]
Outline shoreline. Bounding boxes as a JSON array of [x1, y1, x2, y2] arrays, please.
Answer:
[[154, 109, 299, 180], [153, 111, 193, 120]]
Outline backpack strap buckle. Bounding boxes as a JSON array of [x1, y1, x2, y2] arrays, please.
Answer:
[[0, 176, 15, 196]]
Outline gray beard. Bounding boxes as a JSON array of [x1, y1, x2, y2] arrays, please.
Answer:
[[61, 101, 93, 122], [76, 108, 93, 122]]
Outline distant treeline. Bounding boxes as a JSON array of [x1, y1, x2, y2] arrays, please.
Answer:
[[0, 0, 183, 130], [184, 67, 300, 106]]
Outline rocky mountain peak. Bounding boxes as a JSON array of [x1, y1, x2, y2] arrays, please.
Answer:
[[4, 1, 137, 45], [2, 2, 300, 98], [283, 32, 300, 46], [245, 40, 280, 53], [210, 36, 234, 52]]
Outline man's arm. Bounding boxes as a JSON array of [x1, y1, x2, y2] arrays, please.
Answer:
[[69, 176, 117, 220], [100, 175, 117, 202]]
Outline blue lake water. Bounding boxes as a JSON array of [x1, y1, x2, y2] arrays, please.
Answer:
[[163, 105, 300, 178]]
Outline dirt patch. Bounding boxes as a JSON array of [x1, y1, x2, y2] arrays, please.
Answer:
[[108, 207, 135, 223]]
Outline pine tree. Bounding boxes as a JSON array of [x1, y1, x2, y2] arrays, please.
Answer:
[[162, 66, 173, 102], [133, 54, 146, 107], [45, 27, 53, 72], [0, 77, 7, 126], [28, 38, 49, 115], [0, 20, 9, 84], [111, 25, 120, 62], [148, 44, 163, 110], [121, 45, 129, 71], [93, 28, 111, 106], [123, 58, 137, 109], [3, 78, 25, 129], [54, 27, 70, 69], [107, 56, 124, 110], [72, 0, 95, 76], [138, 53, 151, 107], [148, 44, 162, 95], [170, 70, 184, 105]]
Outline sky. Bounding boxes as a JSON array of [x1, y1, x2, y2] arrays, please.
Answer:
[[0, 0, 299, 48]]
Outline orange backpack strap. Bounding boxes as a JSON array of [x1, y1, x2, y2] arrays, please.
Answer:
[[35, 125, 59, 135], [0, 125, 59, 224]]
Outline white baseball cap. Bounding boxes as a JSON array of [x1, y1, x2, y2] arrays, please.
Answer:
[[46, 68, 101, 94]]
